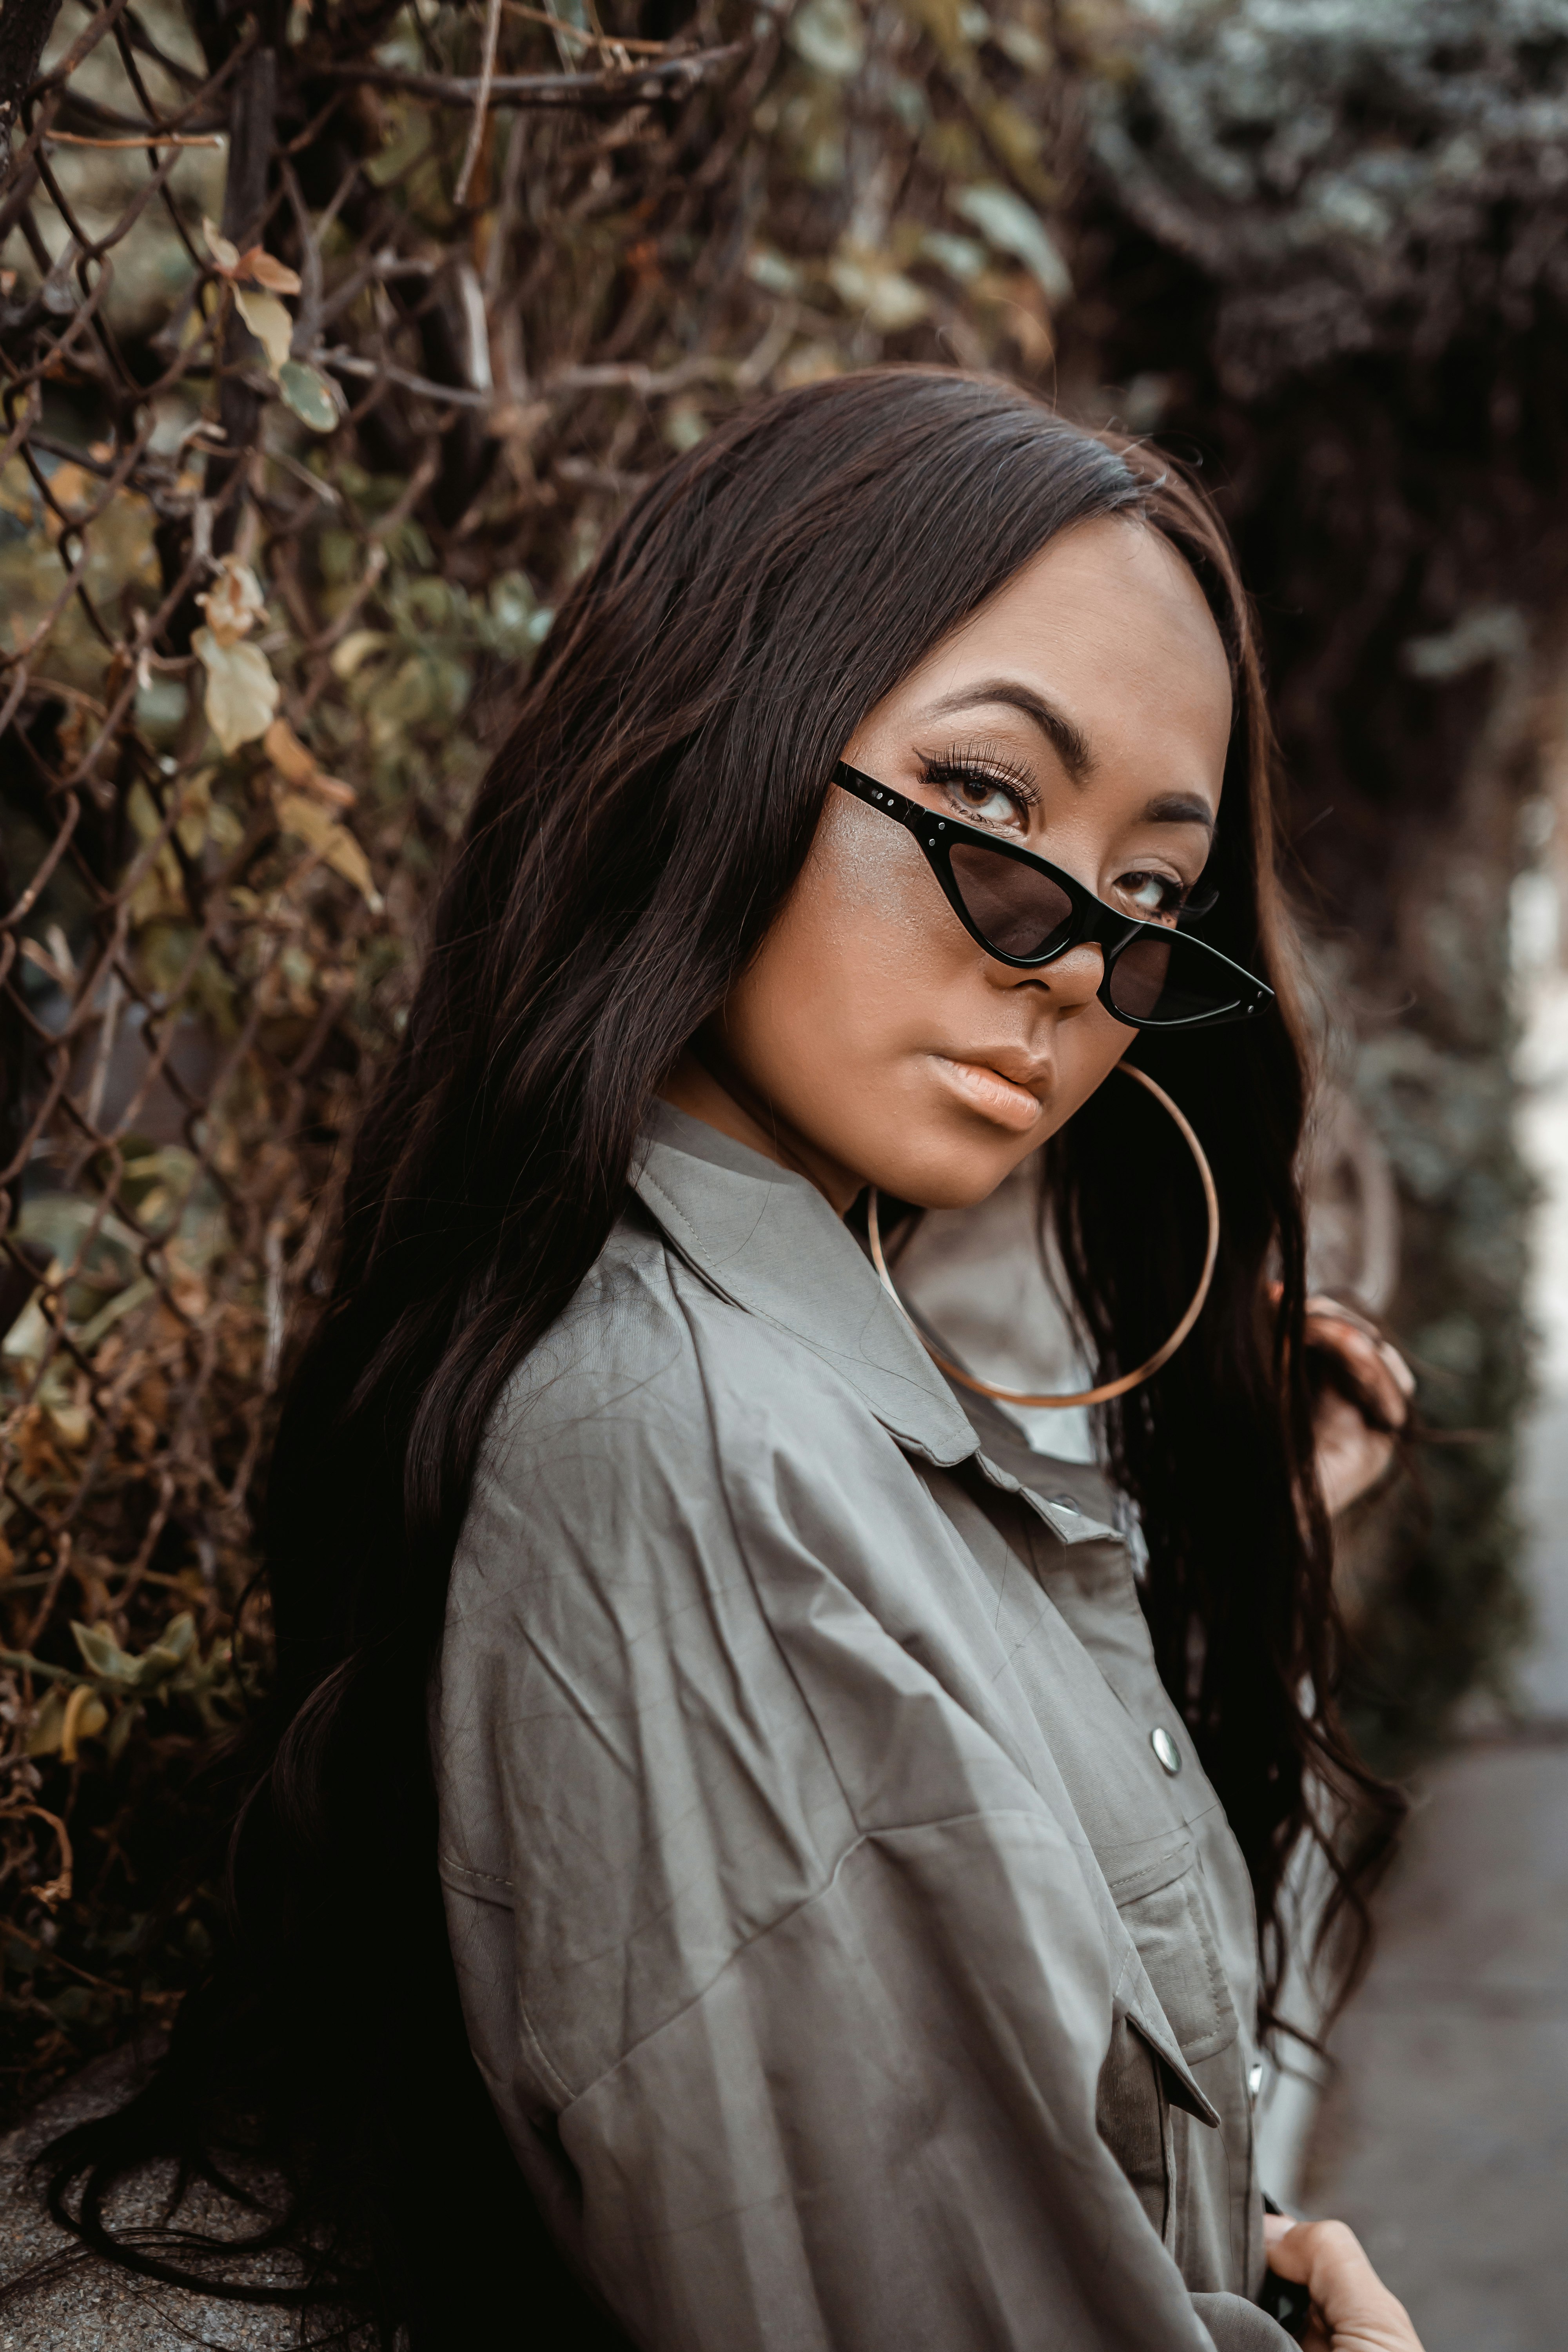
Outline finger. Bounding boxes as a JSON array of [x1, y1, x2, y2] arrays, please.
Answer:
[[1303, 1294, 1382, 1341], [1302, 1299, 1413, 1389], [1362, 1346, 1414, 1424], [1305, 1318, 1386, 1379], [1306, 1319, 1413, 1429], [1316, 1407, 1397, 1516], [1265, 2218, 1419, 2348], [1264, 2216, 1365, 2287], [1296, 1295, 1418, 1420], [1261, 2223, 1312, 2285]]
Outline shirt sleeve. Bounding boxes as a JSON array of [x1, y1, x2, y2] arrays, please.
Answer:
[[538, 1817, 1292, 2352], [436, 1283, 1293, 2352], [1192, 2294, 1301, 2351]]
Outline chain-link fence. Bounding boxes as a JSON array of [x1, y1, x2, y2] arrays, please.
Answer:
[[0, 0, 1089, 2113], [6, 0, 1564, 2123]]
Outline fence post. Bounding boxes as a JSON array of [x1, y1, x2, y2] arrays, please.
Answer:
[[0, 0, 64, 162], [207, 44, 278, 558]]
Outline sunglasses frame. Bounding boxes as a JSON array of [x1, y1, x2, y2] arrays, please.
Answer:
[[832, 761, 1274, 1032]]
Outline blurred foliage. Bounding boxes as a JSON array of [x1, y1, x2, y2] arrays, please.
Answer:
[[2, 0, 1566, 2114], [1073, 0, 1568, 1762]]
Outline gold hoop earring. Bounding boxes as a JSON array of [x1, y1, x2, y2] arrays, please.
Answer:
[[865, 1062, 1220, 1412]]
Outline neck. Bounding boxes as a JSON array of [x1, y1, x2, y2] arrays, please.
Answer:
[[659, 1040, 863, 1216]]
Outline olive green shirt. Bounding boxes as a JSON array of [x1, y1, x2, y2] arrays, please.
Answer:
[[434, 1102, 1294, 2350]]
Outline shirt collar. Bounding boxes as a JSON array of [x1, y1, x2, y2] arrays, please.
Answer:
[[631, 1102, 1121, 1551], [631, 1099, 978, 1466]]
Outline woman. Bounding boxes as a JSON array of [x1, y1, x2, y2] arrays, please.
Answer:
[[43, 371, 1418, 2351]]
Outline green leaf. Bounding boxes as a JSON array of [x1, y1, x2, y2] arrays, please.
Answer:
[[330, 628, 388, 681], [25, 1686, 69, 1756], [994, 20, 1050, 72], [951, 182, 1072, 306], [920, 229, 987, 283], [193, 626, 280, 752], [746, 245, 803, 297], [828, 249, 929, 333], [278, 362, 339, 434], [788, 0, 866, 76], [162, 1611, 197, 1661], [71, 1620, 143, 1687], [365, 113, 431, 188], [139, 1611, 198, 1688]]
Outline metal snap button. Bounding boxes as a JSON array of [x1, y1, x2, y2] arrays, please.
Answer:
[[1150, 1726, 1181, 1775], [1048, 1492, 1081, 1514], [1248, 2061, 1265, 2103]]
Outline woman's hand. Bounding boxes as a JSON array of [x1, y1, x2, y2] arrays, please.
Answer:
[[1264, 2214, 1424, 2352], [1304, 1298, 1415, 1518]]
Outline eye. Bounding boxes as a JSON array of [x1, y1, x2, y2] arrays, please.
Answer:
[[920, 749, 1031, 833], [1117, 869, 1188, 922]]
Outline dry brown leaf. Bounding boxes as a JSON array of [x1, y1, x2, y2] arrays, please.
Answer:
[[235, 288, 294, 375], [15, 1408, 62, 1483], [202, 216, 240, 274], [243, 250, 303, 296], [194, 628, 280, 751], [262, 716, 317, 786], [60, 1686, 108, 1765], [196, 556, 267, 647], [275, 790, 383, 910], [263, 717, 356, 805]]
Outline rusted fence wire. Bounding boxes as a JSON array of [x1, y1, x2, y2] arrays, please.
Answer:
[[0, 0, 1077, 2110]]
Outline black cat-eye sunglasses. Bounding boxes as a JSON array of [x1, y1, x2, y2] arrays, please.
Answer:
[[833, 762, 1274, 1032]]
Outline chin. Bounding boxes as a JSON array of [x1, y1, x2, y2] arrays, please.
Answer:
[[868, 1131, 1034, 1214]]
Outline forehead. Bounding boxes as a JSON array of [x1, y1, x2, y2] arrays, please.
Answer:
[[907, 516, 1234, 788]]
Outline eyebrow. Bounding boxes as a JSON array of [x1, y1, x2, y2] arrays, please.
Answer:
[[920, 679, 1216, 834], [1142, 792, 1215, 835], [919, 679, 1095, 781]]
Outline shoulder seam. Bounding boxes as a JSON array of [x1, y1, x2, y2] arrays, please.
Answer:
[[556, 1808, 1079, 2113], [440, 1854, 515, 1896]]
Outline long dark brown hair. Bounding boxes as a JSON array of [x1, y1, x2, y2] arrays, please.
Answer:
[[26, 370, 1401, 2345]]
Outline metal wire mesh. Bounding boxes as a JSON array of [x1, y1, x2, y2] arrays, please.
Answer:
[[0, 0, 1073, 2108]]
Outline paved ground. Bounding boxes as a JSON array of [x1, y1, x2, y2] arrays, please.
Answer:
[[0, 2042, 301, 2350], [1301, 1723, 1568, 2352], [1300, 963, 1568, 2350]]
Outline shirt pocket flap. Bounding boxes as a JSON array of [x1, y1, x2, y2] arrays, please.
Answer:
[[1126, 2005, 1221, 2127], [1107, 1836, 1234, 2122]]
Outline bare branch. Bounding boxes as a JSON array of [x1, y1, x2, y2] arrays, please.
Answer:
[[312, 40, 748, 112], [453, 0, 503, 205], [40, 127, 222, 149]]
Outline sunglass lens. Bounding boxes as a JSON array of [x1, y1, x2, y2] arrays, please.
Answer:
[[948, 840, 1075, 959], [1108, 929, 1247, 1025]]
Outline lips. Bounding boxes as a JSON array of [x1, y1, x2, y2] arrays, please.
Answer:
[[961, 1045, 1054, 1096], [931, 1051, 1051, 1132]]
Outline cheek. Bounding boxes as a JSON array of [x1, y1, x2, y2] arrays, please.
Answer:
[[731, 807, 960, 1062], [808, 798, 942, 960], [723, 836, 934, 1095]]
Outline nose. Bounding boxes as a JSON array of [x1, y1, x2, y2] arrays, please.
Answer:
[[998, 940, 1105, 1011]]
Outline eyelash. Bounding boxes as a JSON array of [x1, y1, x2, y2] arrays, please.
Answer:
[[920, 745, 1035, 816], [918, 746, 1217, 920]]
